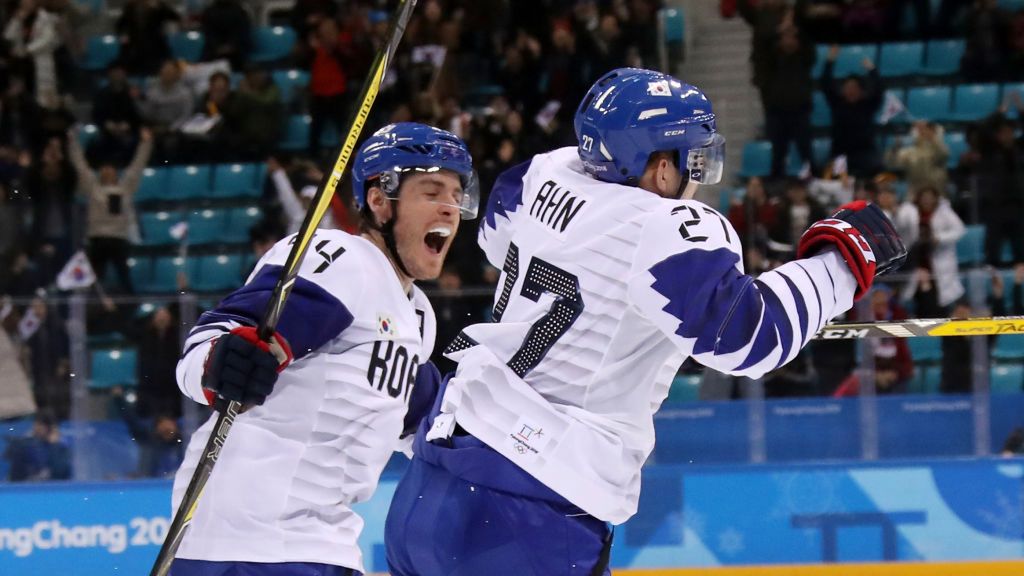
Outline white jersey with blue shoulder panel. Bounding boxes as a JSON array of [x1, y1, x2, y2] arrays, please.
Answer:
[[173, 229, 435, 572], [440, 146, 857, 524]]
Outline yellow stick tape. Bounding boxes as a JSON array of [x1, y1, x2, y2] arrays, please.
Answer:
[[928, 318, 1024, 336], [617, 560, 1024, 576]]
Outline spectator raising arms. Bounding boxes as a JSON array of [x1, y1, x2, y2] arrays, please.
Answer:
[[68, 126, 153, 294], [885, 121, 950, 197], [822, 44, 884, 177]]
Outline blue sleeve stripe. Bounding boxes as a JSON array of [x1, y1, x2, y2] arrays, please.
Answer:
[[752, 279, 795, 368], [778, 271, 809, 344], [194, 264, 354, 359], [734, 309, 781, 372], [823, 265, 837, 308], [794, 261, 823, 333], [481, 159, 530, 235]]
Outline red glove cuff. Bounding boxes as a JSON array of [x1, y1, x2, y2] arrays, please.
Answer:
[[797, 218, 877, 300]]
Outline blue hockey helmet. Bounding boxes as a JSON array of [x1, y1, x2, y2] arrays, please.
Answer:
[[574, 68, 725, 186], [352, 122, 479, 219]]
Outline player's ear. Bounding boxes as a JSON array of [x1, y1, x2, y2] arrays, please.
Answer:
[[366, 185, 393, 226]]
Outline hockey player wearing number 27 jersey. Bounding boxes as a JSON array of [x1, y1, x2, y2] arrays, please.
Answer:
[[168, 123, 480, 576], [385, 68, 907, 576]]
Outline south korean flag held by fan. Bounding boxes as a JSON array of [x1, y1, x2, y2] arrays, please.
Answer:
[[55, 250, 97, 291]]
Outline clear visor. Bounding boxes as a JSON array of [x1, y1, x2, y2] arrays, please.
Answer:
[[685, 133, 726, 185], [380, 166, 481, 219]]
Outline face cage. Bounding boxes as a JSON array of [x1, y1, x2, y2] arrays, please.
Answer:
[[684, 133, 726, 185], [378, 165, 480, 219]]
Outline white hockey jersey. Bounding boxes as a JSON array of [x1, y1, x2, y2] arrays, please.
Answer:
[[439, 147, 857, 524], [173, 230, 435, 572]]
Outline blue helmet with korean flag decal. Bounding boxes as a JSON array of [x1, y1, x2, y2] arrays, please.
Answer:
[[574, 68, 725, 186], [352, 122, 479, 219]]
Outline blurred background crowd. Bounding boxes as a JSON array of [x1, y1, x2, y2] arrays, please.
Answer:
[[1, 0, 1023, 482]]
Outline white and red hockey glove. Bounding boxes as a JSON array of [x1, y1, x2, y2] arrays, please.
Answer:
[[796, 201, 907, 301], [201, 326, 293, 407]]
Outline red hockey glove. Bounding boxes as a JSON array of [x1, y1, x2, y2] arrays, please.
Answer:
[[796, 201, 907, 301], [201, 326, 293, 406]]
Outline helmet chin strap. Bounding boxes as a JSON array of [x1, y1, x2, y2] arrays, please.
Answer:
[[378, 213, 414, 279]]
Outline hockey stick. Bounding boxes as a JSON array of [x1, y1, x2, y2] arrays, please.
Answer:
[[148, 2, 419, 574], [815, 315, 1024, 339]]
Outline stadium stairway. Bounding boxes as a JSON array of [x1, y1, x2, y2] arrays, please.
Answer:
[[674, 0, 760, 204]]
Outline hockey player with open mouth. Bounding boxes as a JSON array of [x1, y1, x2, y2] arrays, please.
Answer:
[[168, 122, 478, 576], [384, 68, 907, 576]]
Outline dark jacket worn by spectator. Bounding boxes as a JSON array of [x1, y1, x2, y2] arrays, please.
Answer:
[[822, 55, 884, 177], [761, 27, 816, 177], [137, 306, 181, 419], [90, 64, 142, 167], [115, 0, 180, 76], [200, 0, 252, 69]]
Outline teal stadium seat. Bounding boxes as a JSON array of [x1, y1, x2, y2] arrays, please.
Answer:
[[81, 35, 120, 71], [127, 257, 152, 290], [139, 211, 181, 246], [923, 39, 965, 75], [833, 44, 878, 78], [272, 69, 310, 105], [78, 124, 99, 150], [212, 163, 260, 198], [812, 44, 830, 79], [251, 26, 297, 63], [667, 374, 700, 402], [192, 254, 243, 292], [186, 209, 228, 246], [90, 348, 138, 388], [879, 42, 925, 78], [169, 31, 204, 62], [990, 363, 1024, 394], [739, 141, 771, 178], [943, 131, 967, 169], [812, 91, 831, 127], [224, 206, 263, 243], [950, 83, 1000, 122], [281, 115, 311, 151], [918, 364, 942, 394], [812, 137, 831, 168], [1003, 82, 1024, 119], [74, 0, 103, 14], [997, 0, 1024, 10], [906, 86, 952, 121], [661, 8, 684, 43], [167, 165, 212, 201], [993, 335, 1024, 361], [909, 337, 942, 363], [785, 142, 808, 176], [956, 224, 985, 265], [135, 167, 169, 203], [147, 256, 188, 293]]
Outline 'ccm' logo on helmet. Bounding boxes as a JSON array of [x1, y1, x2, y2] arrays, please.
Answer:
[[664, 129, 687, 136]]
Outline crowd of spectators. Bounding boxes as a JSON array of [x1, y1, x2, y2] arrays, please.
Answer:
[[715, 0, 1024, 400], [0, 0, 664, 480], [0, 0, 1022, 480]]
